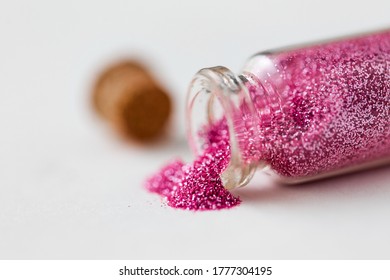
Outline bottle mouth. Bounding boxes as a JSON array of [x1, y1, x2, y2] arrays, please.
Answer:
[[186, 66, 257, 189]]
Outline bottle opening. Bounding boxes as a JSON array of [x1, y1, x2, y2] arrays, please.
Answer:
[[186, 66, 257, 189]]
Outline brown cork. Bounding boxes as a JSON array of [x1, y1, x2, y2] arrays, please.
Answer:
[[92, 60, 172, 141]]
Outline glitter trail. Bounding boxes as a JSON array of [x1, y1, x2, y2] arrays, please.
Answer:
[[145, 120, 241, 211]]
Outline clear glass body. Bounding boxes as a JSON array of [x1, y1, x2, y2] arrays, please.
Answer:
[[187, 30, 390, 189]]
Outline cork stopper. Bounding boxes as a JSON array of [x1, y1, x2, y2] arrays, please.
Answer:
[[92, 60, 172, 141]]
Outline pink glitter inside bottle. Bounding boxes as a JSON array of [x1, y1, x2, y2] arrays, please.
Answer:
[[188, 30, 390, 189]]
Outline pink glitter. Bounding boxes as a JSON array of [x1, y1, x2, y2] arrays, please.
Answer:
[[242, 31, 390, 178], [145, 120, 241, 210], [146, 30, 389, 210]]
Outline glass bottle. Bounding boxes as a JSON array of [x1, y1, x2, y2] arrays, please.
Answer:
[[187, 30, 390, 189]]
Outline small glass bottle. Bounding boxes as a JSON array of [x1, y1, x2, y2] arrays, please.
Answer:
[[187, 30, 390, 189]]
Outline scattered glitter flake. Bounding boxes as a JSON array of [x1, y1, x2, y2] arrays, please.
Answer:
[[145, 159, 186, 197], [145, 121, 240, 211]]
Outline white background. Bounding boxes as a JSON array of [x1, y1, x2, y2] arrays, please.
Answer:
[[0, 0, 389, 259]]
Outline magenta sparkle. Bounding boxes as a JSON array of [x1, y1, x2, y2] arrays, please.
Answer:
[[243, 31, 390, 178], [145, 120, 240, 211]]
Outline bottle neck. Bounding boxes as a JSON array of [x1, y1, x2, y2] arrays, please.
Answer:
[[187, 66, 264, 189]]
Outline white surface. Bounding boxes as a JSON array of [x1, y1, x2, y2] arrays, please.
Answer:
[[0, 0, 389, 259]]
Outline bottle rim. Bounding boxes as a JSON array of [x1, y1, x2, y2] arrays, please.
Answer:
[[186, 66, 257, 189]]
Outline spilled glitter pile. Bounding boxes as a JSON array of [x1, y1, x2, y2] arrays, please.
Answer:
[[145, 120, 240, 211]]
